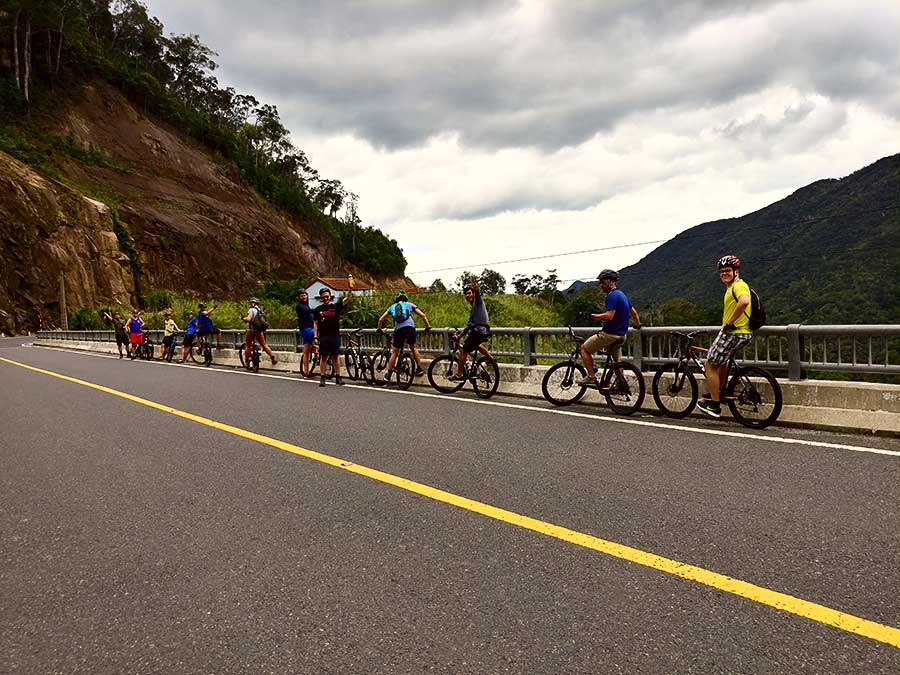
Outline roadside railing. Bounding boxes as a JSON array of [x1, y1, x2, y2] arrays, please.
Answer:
[[35, 324, 900, 381]]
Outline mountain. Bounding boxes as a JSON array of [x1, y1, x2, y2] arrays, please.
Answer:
[[618, 154, 900, 324]]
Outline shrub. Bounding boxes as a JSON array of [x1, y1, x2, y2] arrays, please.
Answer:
[[146, 289, 176, 311]]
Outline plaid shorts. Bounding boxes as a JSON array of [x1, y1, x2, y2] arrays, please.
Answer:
[[706, 331, 753, 366]]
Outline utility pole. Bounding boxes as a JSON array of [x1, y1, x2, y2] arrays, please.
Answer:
[[59, 273, 68, 330]]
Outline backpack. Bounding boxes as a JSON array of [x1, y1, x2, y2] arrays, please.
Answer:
[[733, 285, 766, 331], [390, 301, 410, 323], [251, 307, 269, 332]]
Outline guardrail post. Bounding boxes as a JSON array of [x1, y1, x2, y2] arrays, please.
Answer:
[[442, 329, 451, 354], [787, 323, 803, 381], [522, 328, 534, 366], [631, 327, 643, 371], [293, 330, 300, 353]]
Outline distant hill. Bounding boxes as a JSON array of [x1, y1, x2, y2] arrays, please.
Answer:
[[617, 154, 900, 324]]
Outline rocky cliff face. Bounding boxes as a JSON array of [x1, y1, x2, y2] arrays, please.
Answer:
[[1, 81, 399, 334]]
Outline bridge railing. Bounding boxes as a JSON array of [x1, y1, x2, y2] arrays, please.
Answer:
[[35, 324, 900, 381]]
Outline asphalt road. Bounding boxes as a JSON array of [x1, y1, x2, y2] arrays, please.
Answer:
[[2, 342, 899, 674]]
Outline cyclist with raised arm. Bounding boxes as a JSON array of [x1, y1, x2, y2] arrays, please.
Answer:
[[312, 284, 352, 387], [295, 289, 316, 377], [698, 255, 753, 418], [103, 310, 130, 358], [451, 277, 493, 381], [197, 302, 222, 349], [242, 297, 277, 369], [377, 292, 431, 381], [577, 269, 641, 386]]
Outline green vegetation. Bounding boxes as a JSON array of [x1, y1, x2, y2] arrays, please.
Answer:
[[1, 0, 406, 278]]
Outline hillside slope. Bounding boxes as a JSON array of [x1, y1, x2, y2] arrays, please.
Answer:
[[0, 82, 405, 333], [619, 153, 900, 324]]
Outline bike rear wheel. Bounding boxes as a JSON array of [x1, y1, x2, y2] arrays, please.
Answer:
[[395, 353, 415, 390], [472, 356, 500, 399], [189, 343, 200, 364], [541, 360, 588, 406], [345, 351, 359, 380], [251, 347, 260, 373], [427, 355, 466, 394], [359, 353, 375, 384], [601, 361, 645, 415], [203, 344, 212, 367], [142, 341, 154, 360], [725, 366, 783, 428], [652, 363, 698, 418]]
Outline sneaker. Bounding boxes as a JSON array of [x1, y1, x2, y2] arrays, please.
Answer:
[[414, 368, 426, 377], [698, 399, 721, 418], [335, 376, 345, 386], [383, 370, 393, 382], [576, 375, 597, 386], [271, 355, 278, 365], [447, 372, 465, 382], [319, 377, 326, 387]]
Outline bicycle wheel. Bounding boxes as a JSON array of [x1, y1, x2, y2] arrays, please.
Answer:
[[142, 342, 154, 360], [725, 366, 783, 429], [165, 341, 176, 362], [652, 363, 698, 418], [324, 356, 336, 379], [344, 351, 359, 380], [601, 361, 645, 415], [395, 353, 415, 390], [203, 344, 212, 367], [358, 353, 374, 384], [189, 342, 200, 364], [427, 355, 466, 394], [238, 343, 247, 368], [541, 360, 588, 406], [471, 356, 500, 399], [251, 347, 260, 373]]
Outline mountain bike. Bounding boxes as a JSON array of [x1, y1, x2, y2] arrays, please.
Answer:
[[369, 331, 416, 390], [136, 331, 155, 360], [651, 330, 783, 428], [301, 342, 335, 379], [238, 336, 262, 373], [342, 328, 372, 382], [162, 331, 179, 362], [427, 328, 500, 399], [189, 333, 213, 366], [541, 327, 645, 415]]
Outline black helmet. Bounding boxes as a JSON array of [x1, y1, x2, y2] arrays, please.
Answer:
[[717, 255, 741, 270], [597, 269, 619, 281]]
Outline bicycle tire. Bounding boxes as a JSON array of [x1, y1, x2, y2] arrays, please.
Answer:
[[203, 344, 212, 367], [427, 355, 466, 394], [472, 356, 500, 399], [652, 363, 698, 418], [251, 347, 260, 373], [142, 341, 154, 360], [359, 353, 376, 384], [393, 353, 415, 390], [345, 351, 359, 380], [165, 341, 176, 362], [238, 343, 247, 368], [541, 360, 588, 406], [601, 361, 645, 415], [725, 366, 783, 429], [188, 342, 201, 364]]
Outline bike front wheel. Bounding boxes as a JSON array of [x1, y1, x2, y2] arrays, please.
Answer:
[[251, 348, 260, 373], [359, 353, 375, 384], [142, 342, 154, 360], [203, 344, 212, 367], [725, 366, 783, 429], [652, 363, 698, 418], [344, 351, 359, 380], [601, 361, 645, 415], [395, 354, 415, 390], [541, 360, 588, 406], [427, 355, 466, 394], [471, 356, 500, 399]]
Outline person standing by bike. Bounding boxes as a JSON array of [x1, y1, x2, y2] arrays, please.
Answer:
[[104, 310, 130, 358], [295, 289, 316, 377], [242, 298, 277, 369], [161, 310, 180, 360], [197, 303, 222, 349], [698, 255, 753, 418], [126, 309, 144, 359], [577, 269, 641, 386], [312, 284, 353, 387], [377, 292, 431, 381], [451, 277, 493, 381], [180, 310, 198, 363]]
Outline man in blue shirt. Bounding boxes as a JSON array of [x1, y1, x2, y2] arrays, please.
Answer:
[[179, 310, 199, 363], [578, 269, 641, 386], [295, 289, 316, 376]]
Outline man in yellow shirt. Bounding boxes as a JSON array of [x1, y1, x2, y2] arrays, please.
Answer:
[[698, 255, 753, 418]]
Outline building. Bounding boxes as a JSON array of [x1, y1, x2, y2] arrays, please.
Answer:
[[304, 277, 375, 308]]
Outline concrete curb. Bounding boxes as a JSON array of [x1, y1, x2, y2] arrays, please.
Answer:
[[32, 339, 900, 435]]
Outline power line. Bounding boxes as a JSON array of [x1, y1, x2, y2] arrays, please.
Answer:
[[406, 201, 900, 277]]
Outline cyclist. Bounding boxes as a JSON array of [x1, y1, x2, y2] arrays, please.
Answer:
[[295, 289, 316, 377], [577, 269, 641, 386], [376, 292, 431, 381], [180, 310, 198, 362], [161, 310, 179, 360], [451, 277, 492, 381], [242, 297, 277, 369], [126, 309, 144, 359], [197, 302, 222, 349], [312, 284, 353, 387], [698, 255, 753, 418], [103, 310, 130, 358]]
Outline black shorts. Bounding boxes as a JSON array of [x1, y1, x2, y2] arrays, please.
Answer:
[[318, 335, 341, 357], [115, 333, 129, 347], [393, 326, 417, 349], [163, 335, 175, 348], [462, 330, 489, 354], [182, 334, 195, 348]]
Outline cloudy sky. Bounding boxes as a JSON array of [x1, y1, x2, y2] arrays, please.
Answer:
[[144, 0, 900, 289]]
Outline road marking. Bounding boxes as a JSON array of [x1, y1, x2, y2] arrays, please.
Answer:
[[2, 355, 899, 649], [29, 344, 900, 457]]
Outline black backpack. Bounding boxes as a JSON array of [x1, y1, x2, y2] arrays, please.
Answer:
[[733, 285, 766, 331], [252, 307, 269, 332]]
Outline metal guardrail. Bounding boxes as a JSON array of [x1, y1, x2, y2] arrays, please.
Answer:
[[35, 324, 900, 381]]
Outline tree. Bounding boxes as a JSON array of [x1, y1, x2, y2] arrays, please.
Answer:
[[478, 268, 506, 295], [429, 278, 447, 292]]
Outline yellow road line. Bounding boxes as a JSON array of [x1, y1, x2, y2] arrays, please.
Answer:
[[3, 355, 899, 649]]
